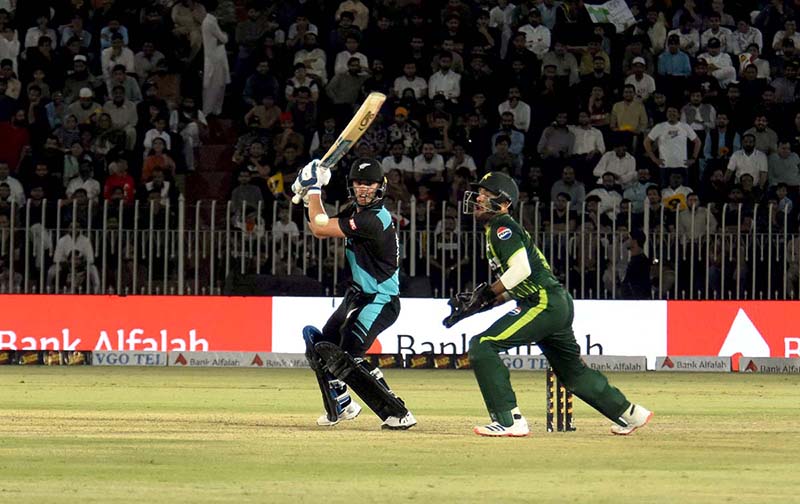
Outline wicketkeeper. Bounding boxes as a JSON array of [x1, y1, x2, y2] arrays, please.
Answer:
[[293, 157, 416, 430], [444, 172, 652, 437]]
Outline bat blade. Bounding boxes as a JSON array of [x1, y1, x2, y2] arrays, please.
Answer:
[[292, 92, 387, 204]]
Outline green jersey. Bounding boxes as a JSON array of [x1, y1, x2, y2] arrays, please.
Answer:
[[485, 213, 562, 301]]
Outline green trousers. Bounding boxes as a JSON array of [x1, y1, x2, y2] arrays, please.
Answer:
[[468, 288, 630, 426]]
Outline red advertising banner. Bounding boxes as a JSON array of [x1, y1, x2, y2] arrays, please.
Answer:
[[0, 296, 272, 352], [667, 302, 800, 367]]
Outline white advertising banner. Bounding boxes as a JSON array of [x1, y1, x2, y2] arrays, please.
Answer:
[[271, 298, 667, 369]]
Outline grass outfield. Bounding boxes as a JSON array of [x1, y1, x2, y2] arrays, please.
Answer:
[[1, 368, 799, 504]]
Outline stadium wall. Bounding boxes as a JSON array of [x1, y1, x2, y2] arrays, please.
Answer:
[[0, 297, 798, 368]]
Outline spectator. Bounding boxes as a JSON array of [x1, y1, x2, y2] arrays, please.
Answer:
[[537, 111, 574, 161], [497, 86, 530, 133], [326, 57, 367, 108], [729, 18, 763, 56], [669, 15, 700, 56], [544, 191, 577, 232], [47, 217, 100, 293], [681, 89, 716, 144], [620, 229, 652, 299], [201, 8, 230, 116], [702, 112, 741, 179], [569, 110, 605, 169], [579, 55, 614, 98], [336, 0, 369, 31], [385, 168, 413, 204], [231, 169, 263, 223], [701, 13, 732, 53], [142, 137, 176, 182], [518, 8, 550, 59], [170, 96, 207, 171], [334, 35, 368, 76], [484, 135, 521, 176], [744, 114, 779, 156], [738, 43, 770, 80], [624, 57, 656, 102], [0, 109, 30, 172], [550, 165, 586, 208], [382, 140, 414, 177], [768, 141, 800, 191], [428, 51, 461, 103], [611, 84, 649, 141], [542, 39, 579, 86], [1, 59, 21, 100], [697, 38, 736, 88], [107, 65, 142, 103], [63, 56, 101, 104], [100, 33, 134, 84], [285, 63, 319, 103], [143, 168, 180, 207], [103, 85, 138, 152], [445, 143, 477, 179], [645, 106, 701, 186], [65, 162, 100, 203], [678, 193, 718, 240], [143, 115, 171, 152], [658, 35, 692, 81], [661, 172, 694, 211], [594, 143, 636, 189], [393, 61, 427, 100], [576, 35, 610, 76], [134, 41, 165, 85], [24, 13, 56, 50], [171, 0, 205, 62], [66, 88, 102, 126], [103, 159, 135, 205], [387, 106, 420, 157], [294, 32, 328, 86], [0, 161, 23, 204], [773, 39, 798, 78], [491, 112, 525, 159], [587, 172, 623, 218], [772, 61, 798, 104], [413, 142, 445, 183], [726, 134, 768, 189], [243, 60, 280, 108], [24, 37, 55, 83]]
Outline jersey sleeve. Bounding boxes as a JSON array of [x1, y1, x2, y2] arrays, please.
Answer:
[[489, 219, 526, 267], [338, 209, 384, 240]]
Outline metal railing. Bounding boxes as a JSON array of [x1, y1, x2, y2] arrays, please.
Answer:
[[1, 197, 797, 300]]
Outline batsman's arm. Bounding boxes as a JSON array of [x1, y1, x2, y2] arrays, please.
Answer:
[[307, 191, 345, 238]]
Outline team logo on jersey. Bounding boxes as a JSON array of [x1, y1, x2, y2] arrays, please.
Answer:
[[496, 226, 512, 240], [349, 218, 357, 230]]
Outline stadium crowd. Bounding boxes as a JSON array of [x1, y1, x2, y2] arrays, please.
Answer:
[[0, 0, 799, 298]]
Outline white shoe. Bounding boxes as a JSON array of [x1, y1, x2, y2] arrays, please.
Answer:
[[474, 414, 530, 437], [316, 401, 362, 427], [611, 404, 653, 436], [381, 411, 417, 430]]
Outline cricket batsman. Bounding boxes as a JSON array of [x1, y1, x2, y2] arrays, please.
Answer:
[[293, 157, 416, 430], [443, 172, 652, 437]]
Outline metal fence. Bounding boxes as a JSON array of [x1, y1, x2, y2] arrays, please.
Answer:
[[1, 197, 798, 300]]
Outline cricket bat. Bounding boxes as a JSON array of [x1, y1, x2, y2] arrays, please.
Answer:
[[291, 92, 386, 205]]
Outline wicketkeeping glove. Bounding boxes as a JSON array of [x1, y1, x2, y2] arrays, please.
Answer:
[[442, 282, 496, 328]]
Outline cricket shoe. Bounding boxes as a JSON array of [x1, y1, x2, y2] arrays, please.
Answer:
[[474, 414, 530, 437], [381, 411, 417, 430], [611, 404, 653, 436], [316, 401, 362, 427]]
